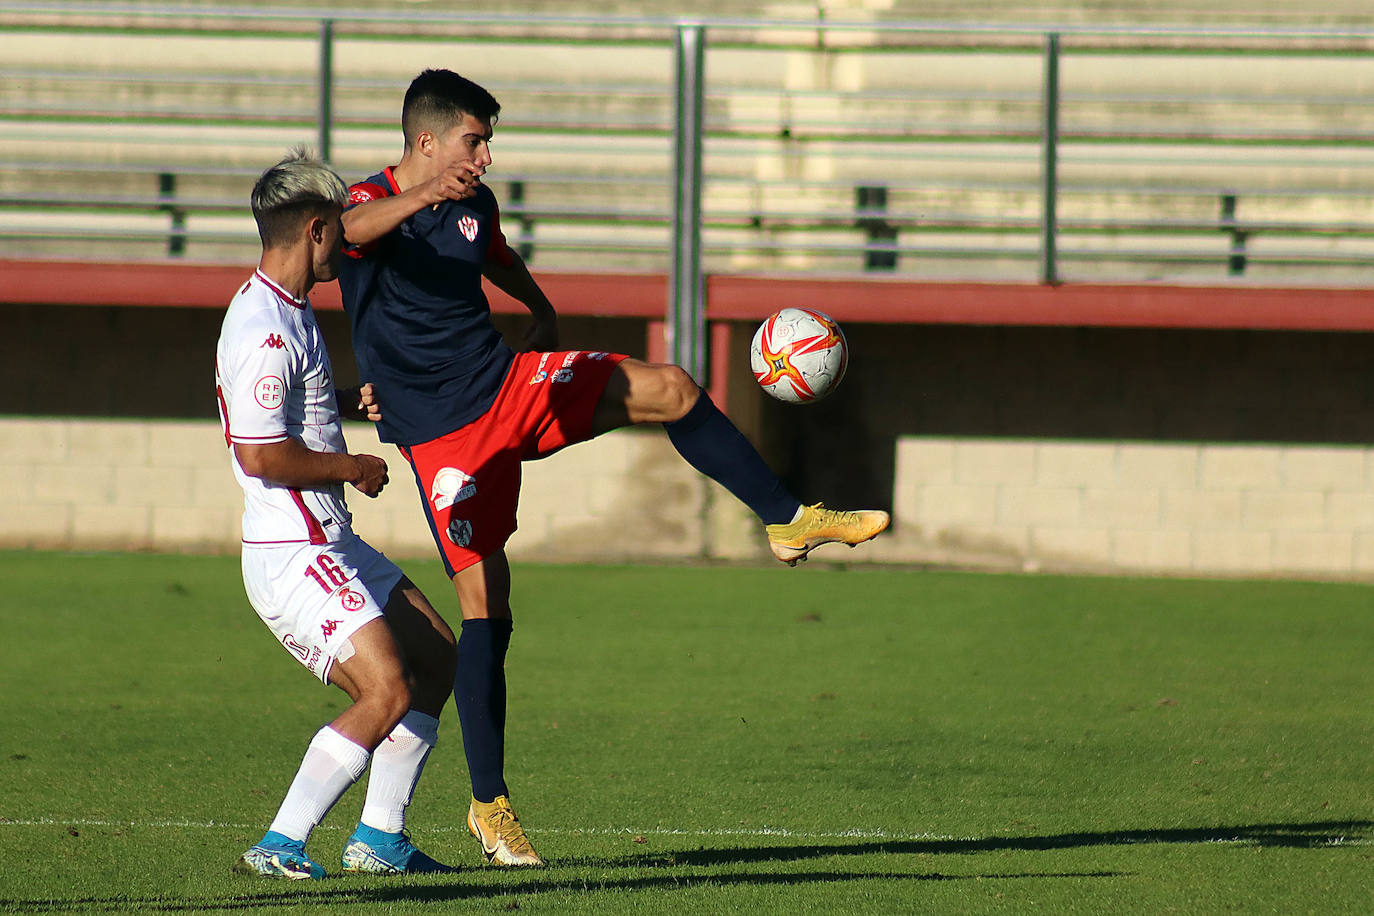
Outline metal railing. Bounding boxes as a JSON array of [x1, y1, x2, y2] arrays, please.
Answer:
[[4, 5, 1374, 374]]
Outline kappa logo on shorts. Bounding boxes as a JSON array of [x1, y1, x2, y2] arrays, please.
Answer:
[[431, 467, 477, 511], [447, 517, 473, 547], [458, 215, 479, 242], [338, 587, 365, 612], [254, 375, 285, 409], [322, 619, 341, 638]]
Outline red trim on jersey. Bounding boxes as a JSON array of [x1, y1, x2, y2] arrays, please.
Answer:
[[288, 488, 328, 545], [382, 166, 402, 195], [215, 374, 231, 447], [253, 269, 306, 310], [486, 201, 515, 268]]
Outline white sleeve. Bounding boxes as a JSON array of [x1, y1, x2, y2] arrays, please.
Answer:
[[224, 321, 296, 446]]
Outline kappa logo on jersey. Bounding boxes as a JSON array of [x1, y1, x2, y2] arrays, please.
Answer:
[[349, 183, 383, 205], [447, 517, 473, 547], [338, 587, 366, 612], [458, 215, 479, 242], [260, 333, 287, 350], [431, 467, 477, 511], [254, 375, 285, 409]]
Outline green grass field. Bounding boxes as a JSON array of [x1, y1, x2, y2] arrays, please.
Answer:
[[0, 550, 1370, 913]]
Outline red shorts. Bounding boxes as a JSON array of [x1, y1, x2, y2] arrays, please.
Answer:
[[399, 349, 627, 576]]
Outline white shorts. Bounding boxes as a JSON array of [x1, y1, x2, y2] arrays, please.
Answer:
[[241, 531, 404, 685]]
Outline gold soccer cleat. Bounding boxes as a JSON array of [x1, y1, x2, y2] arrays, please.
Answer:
[[467, 796, 545, 867], [766, 503, 890, 566]]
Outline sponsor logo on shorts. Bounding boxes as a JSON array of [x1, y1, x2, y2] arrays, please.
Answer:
[[431, 467, 477, 511], [553, 368, 575, 383], [307, 646, 322, 674], [322, 619, 341, 638], [254, 376, 285, 409], [458, 215, 479, 242], [283, 633, 309, 661], [529, 352, 552, 385], [447, 517, 473, 547], [338, 587, 365, 612]]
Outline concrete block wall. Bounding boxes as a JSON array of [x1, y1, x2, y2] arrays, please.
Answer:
[[885, 437, 1374, 578], [0, 417, 769, 565], [7, 417, 1374, 580]]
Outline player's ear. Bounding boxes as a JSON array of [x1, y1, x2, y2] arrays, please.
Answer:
[[307, 215, 327, 244], [416, 130, 435, 156]]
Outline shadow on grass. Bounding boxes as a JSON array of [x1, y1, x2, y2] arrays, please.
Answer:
[[0, 868, 1122, 913], [3, 819, 1363, 913], [642, 818, 1374, 868]]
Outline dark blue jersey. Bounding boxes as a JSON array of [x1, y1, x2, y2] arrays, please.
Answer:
[[338, 167, 516, 446]]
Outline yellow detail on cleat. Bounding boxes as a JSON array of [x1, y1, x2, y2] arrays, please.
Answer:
[[467, 795, 545, 867], [765, 503, 890, 566]]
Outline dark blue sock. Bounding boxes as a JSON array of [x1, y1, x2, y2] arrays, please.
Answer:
[[454, 617, 513, 803], [664, 390, 800, 525]]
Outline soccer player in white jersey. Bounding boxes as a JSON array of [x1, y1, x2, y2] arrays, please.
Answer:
[[216, 148, 459, 879]]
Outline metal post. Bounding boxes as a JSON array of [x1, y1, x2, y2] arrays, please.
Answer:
[[669, 23, 706, 381], [318, 19, 334, 163], [1040, 32, 1060, 285]]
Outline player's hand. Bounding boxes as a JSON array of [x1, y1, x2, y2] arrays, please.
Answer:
[[520, 311, 559, 352], [430, 162, 485, 204], [350, 454, 389, 497], [356, 382, 382, 423]]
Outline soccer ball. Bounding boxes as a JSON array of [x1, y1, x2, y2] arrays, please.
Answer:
[[749, 307, 849, 404]]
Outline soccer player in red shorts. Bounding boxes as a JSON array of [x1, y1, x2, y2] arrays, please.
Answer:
[[338, 69, 889, 867]]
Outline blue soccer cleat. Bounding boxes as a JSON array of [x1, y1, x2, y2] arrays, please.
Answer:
[[340, 823, 457, 875], [234, 830, 326, 880]]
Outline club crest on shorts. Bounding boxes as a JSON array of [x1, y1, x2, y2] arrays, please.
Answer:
[[338, 587, 366, 612], [458, 215, 479, 242], [447, 517, 473, 547], [431, 467, 477, 511]]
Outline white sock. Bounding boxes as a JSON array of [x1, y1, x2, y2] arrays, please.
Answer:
[[359, 710, 440, 834], [268, 726, 371, 843]]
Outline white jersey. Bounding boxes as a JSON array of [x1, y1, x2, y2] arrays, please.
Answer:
[[215, 269, 354, 546]]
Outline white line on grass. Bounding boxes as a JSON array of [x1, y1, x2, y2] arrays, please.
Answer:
[[1, 818, 1367, 846]]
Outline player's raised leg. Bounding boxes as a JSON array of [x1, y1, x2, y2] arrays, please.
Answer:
[[340, 580, 458, 875], [592, 358, 889, 565], [451, 552, 544, 867]]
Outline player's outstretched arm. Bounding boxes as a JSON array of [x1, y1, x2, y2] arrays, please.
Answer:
[[235, 439, 389, 497], [483, 250, 559, 352], [343, 164, 484, 248]]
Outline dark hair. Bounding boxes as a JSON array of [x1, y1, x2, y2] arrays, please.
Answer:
[[251, 146, 345, 248], [401, 69, 501, 148]]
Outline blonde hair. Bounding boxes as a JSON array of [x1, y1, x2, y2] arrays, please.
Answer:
[[251, 147, 347, 247]]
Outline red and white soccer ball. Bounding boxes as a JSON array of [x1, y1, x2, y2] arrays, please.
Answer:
[[749, 307, 849, 404]]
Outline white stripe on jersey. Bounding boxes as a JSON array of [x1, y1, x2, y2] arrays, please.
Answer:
[[215, 269, 354, 545]]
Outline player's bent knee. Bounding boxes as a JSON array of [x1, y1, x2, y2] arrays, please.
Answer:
[[655, 364, 701, 421]]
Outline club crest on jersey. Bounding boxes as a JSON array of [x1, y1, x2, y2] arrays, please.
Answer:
[[458, 215, 479, 242], [431, 466, 477, 511], [254, 375, 285, 409]]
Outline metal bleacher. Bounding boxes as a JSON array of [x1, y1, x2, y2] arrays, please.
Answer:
[[4, 5, 1374, 285]]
